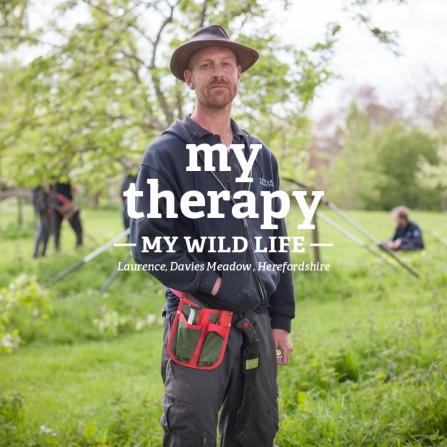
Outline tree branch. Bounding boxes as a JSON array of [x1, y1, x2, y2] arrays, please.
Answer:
[[151, 71, 173, 125], [149, 0, 178, 124], [0, 34, 61, 48], [176, 86, 184, 120], [81, 0, 155, 46], [150, 0, 177, 69], [198, 0, 210, 28]]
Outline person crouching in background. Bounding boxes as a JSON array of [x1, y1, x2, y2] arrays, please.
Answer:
[[384, 206, 424, 251]]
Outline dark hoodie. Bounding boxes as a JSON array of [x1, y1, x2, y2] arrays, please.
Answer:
[[130, 118, 295, 332], [390, 220, 424, 251]]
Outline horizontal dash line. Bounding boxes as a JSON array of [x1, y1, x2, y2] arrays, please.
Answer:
[[114, 243, 136, 247], [310, 243, 333, 247]]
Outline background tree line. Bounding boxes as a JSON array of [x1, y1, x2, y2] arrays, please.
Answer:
[[310, 81, 447, 211], [1, 0, 445, 211]]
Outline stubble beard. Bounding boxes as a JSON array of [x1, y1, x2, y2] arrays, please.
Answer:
[[195, 78, 239, 111]]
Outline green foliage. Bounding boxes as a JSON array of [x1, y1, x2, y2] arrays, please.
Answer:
[[0, 0, 335, 188], [370, 123, 440, 210], [277, 321, 447, 446], [0, 205, 167, 346], [2, 207, 447, 445], [417, 145, 447, 191], [105, 397, 163, 446], [0, 0, 409, 190], [329, 103, 441, 210], [0, 62, 24, 174], [0, 274, 51, 353], [0, 221, 35, 240], [93, 305, 162, 338], [328, 102, 378, 209], [0, 0, 38, 52], [0, 391, 163, 446], [0, 392, 24, 446]]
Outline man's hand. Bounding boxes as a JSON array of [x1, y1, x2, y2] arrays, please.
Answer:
[[272, 329, 293, 365], [387, 239, 401, 250], [392, 239, 402, 250]]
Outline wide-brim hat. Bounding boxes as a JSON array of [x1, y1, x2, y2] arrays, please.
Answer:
[[170, 24, 259, 82]]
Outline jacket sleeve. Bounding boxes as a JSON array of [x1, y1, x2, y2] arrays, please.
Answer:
[[389, 228, 399, 242], [130, 162, 219, 296], [266, 152, 296, 332]]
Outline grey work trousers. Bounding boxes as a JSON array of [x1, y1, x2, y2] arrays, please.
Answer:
[[160, 311, 279, 447]]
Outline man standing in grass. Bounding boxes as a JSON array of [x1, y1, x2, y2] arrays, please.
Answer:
[[131, 25, 295, 446]]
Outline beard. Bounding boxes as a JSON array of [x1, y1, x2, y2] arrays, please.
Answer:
[[194, 77, 239, 110]]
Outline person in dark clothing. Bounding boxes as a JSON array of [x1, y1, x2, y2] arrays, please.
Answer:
[[32, 185, 52, 258], [131, 25, 295, 447], [51, 182, 83, 251], [385, 206, 424, 251]]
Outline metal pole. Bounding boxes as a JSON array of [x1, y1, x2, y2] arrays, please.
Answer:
[[43, 228, 130, 288], [99, 252, 133, 295], [317, 212, 398, 270], [283, 178, 419, 278], [322, 201, 419, 278]]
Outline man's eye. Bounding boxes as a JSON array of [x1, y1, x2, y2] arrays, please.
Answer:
[[201, 63, 210, 68]]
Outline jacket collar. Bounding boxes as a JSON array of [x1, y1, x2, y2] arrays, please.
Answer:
[[183, 114, 244, 141]]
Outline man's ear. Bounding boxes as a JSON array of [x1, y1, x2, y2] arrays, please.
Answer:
[[237, 65, 241, 83], [184, 70, 195, 90]]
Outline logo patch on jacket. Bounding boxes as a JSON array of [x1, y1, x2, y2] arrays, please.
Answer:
[[259, 178, 274, 188]]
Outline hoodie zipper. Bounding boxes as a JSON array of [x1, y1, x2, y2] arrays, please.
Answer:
[[208, 168, 266, 305], [175, 120, 267, 304]]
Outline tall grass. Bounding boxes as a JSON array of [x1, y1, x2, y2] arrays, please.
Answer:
[[0, 204, 446, 446]]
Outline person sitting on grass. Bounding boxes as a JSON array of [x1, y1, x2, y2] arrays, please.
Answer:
[[383, 206, 424, 251]]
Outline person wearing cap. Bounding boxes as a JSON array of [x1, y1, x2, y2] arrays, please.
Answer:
[[131, 24, 295, 446], [384, 206, 424, 251]]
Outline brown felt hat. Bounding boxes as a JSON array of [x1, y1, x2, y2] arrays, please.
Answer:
[[170, 25, 259, 82]]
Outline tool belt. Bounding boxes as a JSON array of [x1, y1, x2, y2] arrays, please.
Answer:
[[167, 289, 233, 370]]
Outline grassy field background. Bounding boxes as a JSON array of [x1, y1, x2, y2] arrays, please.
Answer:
[[1, 199, 447, 446]]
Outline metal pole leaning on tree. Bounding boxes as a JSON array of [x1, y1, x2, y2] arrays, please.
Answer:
[[282, 177, 419, 278], [99, 251, 133, 295], [317, 212, 398, 271], [43, 228, 130, 289]]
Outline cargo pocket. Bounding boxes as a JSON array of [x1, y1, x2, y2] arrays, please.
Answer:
[[161, 390, 197, 439]]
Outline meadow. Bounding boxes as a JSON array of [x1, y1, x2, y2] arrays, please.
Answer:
[[1, 199, 446, 446]]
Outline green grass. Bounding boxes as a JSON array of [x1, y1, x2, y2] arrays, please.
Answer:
[[1, 202, 447, 446]]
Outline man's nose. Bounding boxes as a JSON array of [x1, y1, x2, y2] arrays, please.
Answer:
[[212, 63, 225, 78]]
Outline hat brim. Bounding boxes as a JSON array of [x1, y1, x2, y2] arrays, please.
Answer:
[[170, 40, 259, 81]]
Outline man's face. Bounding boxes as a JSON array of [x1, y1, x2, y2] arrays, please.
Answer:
[[393, 213, 407, 228], [184, 46, 241, 110]]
